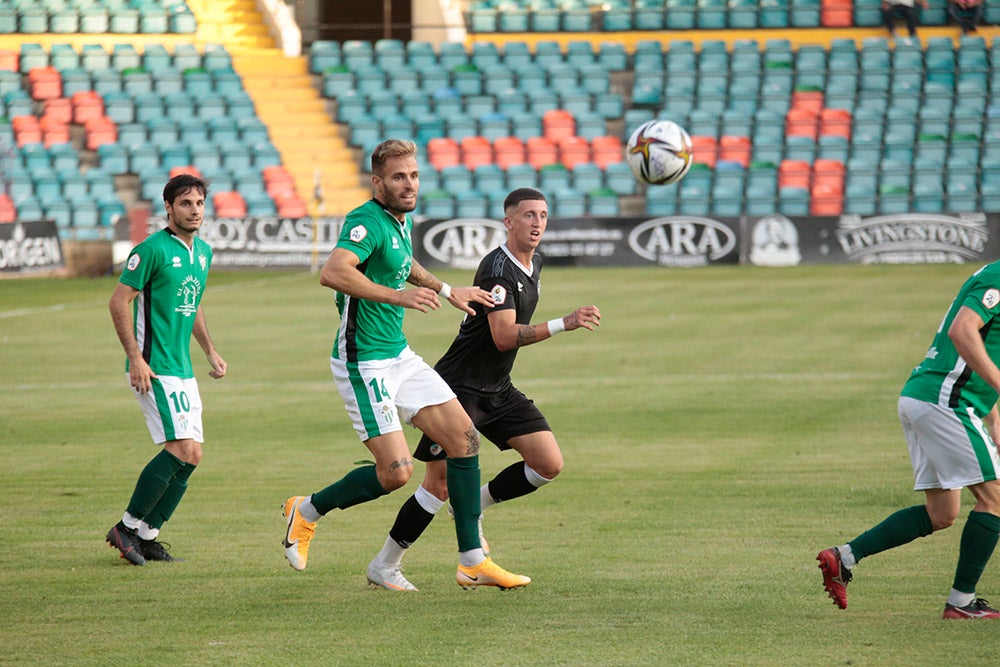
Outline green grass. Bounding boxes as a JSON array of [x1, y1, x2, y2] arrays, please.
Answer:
[[4, 264, 1000, 665]]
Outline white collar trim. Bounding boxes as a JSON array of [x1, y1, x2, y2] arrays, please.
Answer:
[[500, 243, 533, 276]]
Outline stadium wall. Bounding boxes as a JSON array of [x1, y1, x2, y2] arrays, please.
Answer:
[[7, 208, 996, 277]]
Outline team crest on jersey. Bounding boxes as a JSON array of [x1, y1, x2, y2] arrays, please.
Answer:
[[127, 254, 140, 271], [490, 284, 507, 304], [984, 288, 1000, 309], [175, 275, 202, 317], [349, 225, 367, 243], [379, 404, 397, 425]]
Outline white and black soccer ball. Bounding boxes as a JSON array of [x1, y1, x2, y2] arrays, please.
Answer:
[[625, 119, 693, 186]]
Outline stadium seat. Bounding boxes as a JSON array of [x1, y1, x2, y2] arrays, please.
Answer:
[[605, 161, 637, 196], [505, 162, 538, 190], [493, 136, 526, 169], [420, 190, 455, 218]]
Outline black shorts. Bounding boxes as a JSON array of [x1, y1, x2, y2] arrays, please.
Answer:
[[413, 384, 551, 462]]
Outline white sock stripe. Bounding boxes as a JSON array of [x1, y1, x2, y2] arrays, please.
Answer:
[[415, 485, 446, 514], [524, 464, 553, 488]]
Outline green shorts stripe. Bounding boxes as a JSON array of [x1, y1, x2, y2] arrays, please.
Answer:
[[956, 407, 998, 482], [151, 379, 176, 442], [347, 361, 380, 438]]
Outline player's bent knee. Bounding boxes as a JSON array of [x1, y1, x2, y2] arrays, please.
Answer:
[[380, 465, 414, 492]]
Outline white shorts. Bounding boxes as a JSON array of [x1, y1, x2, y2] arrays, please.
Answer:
[[130, 374, 204, 445], [330, 346, 456, 441], [898, 395, 1000, 491]]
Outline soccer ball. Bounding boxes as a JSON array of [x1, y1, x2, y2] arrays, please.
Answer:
[[625, 119, 693, 186]]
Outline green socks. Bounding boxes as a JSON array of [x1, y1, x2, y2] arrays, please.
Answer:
[[126, 449, 185, 520], [144, 461, 195, 529], [953, 511, 1000, 594], [848, 505, 933, 562], [311, 464, 387, 515], [447, 455, 482, 552]]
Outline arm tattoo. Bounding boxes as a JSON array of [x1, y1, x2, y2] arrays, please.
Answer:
[[515, 324, 539, 347], [464, 427, 480, 456], [406, 261, 434, 289]]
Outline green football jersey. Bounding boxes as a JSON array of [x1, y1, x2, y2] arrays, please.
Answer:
[[331, 200, 413, 362], [901, 261, 1000, 417], [119, 228, 213, 378]]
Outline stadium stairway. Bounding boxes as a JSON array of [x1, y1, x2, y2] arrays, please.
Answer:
[[189, 0, 366, 215], [230, 50, 367, 215], [186, 0, 273, 50]]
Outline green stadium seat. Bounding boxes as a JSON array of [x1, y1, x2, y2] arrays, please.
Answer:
[[170, 7, 198, 34], [109, 8, 139, 33]]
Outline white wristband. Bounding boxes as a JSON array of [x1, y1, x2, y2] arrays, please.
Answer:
[[437, 282, 452, 299], [547, 318, 565, 336]]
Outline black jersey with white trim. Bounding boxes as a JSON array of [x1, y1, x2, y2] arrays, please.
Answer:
[[434, 244, 542, 396]]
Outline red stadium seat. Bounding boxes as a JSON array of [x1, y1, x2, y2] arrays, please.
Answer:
[[170, 166, 202, 179], [810, 182, 844, 215], [717, 135, 752, 168], [778, 159, 812, 189], [12, 115, 41, 147], [542, 109, 575, 142], [275, 193, 308, 218], [785, 107, 819, 140], [0, 49, 17, 72], [427, 137, 460, 170], [42, 97, 72, 125], [84, 116, 117, 150], [590, 135, 624, 169], [493, 136, 526, 169], [28, 66, 61, 101], [214, 191, 247, 218], [821, 0, 854, 26], [526, 136, 558, 169], [460, 135, 493, 170], [819, 107, 852, 140], [790, 90, 824, 113], [689, 136, 718, 168], [0, 194, 15, 223], [71, 90, 104, 124], [558, 135, 591, 170]]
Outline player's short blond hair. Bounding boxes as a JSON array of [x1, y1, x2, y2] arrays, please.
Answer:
[[371, 139, 418, 177]]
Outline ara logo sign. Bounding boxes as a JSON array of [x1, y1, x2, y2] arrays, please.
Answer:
[[420, 219, 508, 269], [627, 217, 737, 267]]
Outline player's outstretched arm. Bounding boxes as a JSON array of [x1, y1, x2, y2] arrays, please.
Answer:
[[489, 305, 601, 351], [406, 259, 494, 316]]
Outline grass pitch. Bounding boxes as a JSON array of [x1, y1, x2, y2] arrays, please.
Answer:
[[4, 263, 1000, 665]]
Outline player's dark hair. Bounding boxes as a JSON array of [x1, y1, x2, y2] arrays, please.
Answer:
[[163, 174, 208, 204], [503, 188, 547, 213], [371, 139, 418, 177]]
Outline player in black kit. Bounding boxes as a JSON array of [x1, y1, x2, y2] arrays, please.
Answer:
[[364, 188, 603, 590]]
